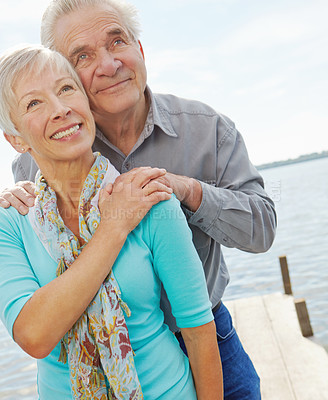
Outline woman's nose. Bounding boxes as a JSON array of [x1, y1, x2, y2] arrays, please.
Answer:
[[95, 48, 122, 77], [51, 99, 71, 121]]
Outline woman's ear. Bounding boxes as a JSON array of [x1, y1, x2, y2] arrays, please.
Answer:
[[3, 132, 29, 153]]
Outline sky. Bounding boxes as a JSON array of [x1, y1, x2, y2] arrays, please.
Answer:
[[0, 0, 327, 188]]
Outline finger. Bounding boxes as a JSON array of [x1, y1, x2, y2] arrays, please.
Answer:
[[117, 167, 152, 184], [133, 168, 167, 188], [17, 181, 36, 198], [115, 170, 138, 185], [150, 175, 171, 188], [147, 191, 172, 207], [143, 181, 173, 196], [103, 183, 113, 196], [4, 186, 35, 207], [1, 192, 30, 215], [0, 198, 10, 209], [128, 166, 152, 173], [111, 180, 125, 193]]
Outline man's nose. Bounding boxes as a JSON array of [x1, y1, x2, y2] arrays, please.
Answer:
[[95, 48, 122, 76]]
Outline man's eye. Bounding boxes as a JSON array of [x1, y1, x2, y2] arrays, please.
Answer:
[[114, 39, 124, 46], [75, 54, 89, 68]]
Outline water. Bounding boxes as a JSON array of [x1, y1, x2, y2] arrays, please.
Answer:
[[0, 330, 37, 399], [223, 157, 328, 349], [0, 158, 327, 398]]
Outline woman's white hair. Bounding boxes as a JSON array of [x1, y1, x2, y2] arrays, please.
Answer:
[[41, 0, 141, 50], [0, 44, 86, 136]]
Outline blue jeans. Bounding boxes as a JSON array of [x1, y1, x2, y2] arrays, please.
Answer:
[[175, 302, 261, 399]]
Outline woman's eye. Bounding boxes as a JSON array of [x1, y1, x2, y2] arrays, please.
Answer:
[[61, 85, 74, 93], [27, 100, 39, 110]]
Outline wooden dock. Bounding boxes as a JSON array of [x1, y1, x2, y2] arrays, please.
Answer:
[[225, 293, 328, 400]]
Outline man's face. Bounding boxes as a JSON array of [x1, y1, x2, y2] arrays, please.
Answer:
[[54, 4, 147, 119]]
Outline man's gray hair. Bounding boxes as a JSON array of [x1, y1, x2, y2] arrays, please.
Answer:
[[0, 44, 86, 136], [41, 0, 142, 50]]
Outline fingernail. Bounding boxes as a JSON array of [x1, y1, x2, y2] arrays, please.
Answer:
[[27, 198, 35, 206], [19, 206, 28, 215]]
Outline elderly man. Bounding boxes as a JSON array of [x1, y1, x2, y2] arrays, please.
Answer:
[[1, 0, 276, 398]]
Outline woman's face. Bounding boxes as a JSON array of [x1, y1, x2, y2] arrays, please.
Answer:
[[11, 66, 95, 166]]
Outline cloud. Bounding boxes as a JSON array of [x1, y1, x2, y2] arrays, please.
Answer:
[[150, 0, 234, 6], [232, 77, 287, 98], [218, 2, 328, 55], [147, 46, 223, 82], [246, 110, 328, 165], [220, 17, 306, 54], [0, 0, 47, 23], [0, 0, 47, 51], [0, 0, 327, 170]]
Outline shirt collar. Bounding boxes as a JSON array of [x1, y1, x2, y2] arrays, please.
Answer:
[[145, 86, 178, 138], [94, 86, 179, 145]]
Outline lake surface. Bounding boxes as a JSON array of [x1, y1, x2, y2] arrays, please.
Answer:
[[223, 157, 328, 349], [0, 157, 327, 398]]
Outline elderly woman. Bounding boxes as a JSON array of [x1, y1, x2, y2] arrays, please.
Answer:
[[0, 44, 223, 400]]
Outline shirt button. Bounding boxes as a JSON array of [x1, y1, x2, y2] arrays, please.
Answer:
[[197, 218, 204, 223], [125, 162, 130, 170]]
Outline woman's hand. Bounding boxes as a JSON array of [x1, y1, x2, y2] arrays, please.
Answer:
[[98, 167, 173, 236]]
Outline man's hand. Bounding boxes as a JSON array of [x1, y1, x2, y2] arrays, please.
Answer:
[[0, 181, 36, 215], [98, 167, 173, 235], [156, 172, 203, 212]]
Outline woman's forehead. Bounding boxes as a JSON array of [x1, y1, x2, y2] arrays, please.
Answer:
[[14, 66, 75, 98], [16, 62, 73, 85]]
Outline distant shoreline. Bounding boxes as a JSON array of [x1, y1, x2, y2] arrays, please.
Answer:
[[256, 151, 328, 170]]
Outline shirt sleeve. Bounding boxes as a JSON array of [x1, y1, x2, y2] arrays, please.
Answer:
[[0, 208, 40, 337], [148, 196, 213, 329], [12, 152, 39, 183], [183, 116, 277, 253]]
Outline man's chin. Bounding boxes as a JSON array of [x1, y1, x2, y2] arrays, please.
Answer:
[[91, 93, 143, 117]]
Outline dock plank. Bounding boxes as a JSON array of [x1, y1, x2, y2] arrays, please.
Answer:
[[225, 293, 328, 400]]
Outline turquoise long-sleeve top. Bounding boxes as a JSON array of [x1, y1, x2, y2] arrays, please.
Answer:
[[0, 196, 213, 399]]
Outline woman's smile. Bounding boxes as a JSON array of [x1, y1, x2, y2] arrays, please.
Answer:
[[51, 123, 81, 140]]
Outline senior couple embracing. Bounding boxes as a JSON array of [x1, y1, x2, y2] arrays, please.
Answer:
[[0, 1, 276, 399]]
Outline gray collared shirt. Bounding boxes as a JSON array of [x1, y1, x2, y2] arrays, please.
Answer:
[[12, 87, 276, 328]]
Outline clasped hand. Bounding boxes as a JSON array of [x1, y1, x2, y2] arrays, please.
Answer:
[[0, 168, 173, 233], [98, 167, 172, 234]]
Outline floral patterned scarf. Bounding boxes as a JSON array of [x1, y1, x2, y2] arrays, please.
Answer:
[[28, 153, 143, 400]]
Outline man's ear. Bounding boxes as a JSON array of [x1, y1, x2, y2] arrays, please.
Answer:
[[3, 132, 28, 153], [138, 40, 145, 60]]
